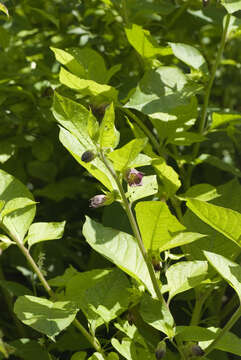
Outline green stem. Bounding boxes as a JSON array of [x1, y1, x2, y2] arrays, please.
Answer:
[[100, 151, 165, 304], [1, 225, 103, 354], [167, 0, 192, 29], [119, 106, 161, 156], [190, 288, 212, 326], [204, 305, 241, 356], [220, 293, 239, 322], [186, 13, 231, 185], [192, 14, 231, 160]]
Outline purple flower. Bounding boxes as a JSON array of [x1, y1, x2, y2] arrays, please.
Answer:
[[125, 168, 144, 187], [89, 195, 107, 208]]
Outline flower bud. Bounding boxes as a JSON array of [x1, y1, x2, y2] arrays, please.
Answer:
[[191, 344, 204, 357], [125, 168, 144, 187], [89, 195, 107, 208], [155, 341, 166, 360], [81, 150, 95, 163]]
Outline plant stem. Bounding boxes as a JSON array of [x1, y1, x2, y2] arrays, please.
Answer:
[[167, 0, 192, 29], [119, 106, 161, 156], [190, 288, 212, 326], [1, 225, 103, 354], [100, 151, 165, 303], [187, 14, 231, 184], [204, 305, 241, 356], [220, 293, 239, 321]]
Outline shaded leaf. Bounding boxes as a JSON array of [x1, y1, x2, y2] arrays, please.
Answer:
[[82, 217, 156, 297], [166, 261, 208, 300], [14, 296, 78, 340], [127, 175, 158, 203]]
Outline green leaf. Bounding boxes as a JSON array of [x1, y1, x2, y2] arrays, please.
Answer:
[[0, 280, 32, 296], [221, 0, 241, 13], [32, 138, 53, 162], [26, 221, 66, 248], [183, 179, 241, 261], [88, 353, 105, 360], [178, 184, 220, 202], [53, 93, 115, 190], [59, 67, 118, 103], [10, 339, 50, 360], [159, 232, 206, 253], [99, 103, 119, 149], [0, 141, 15, 163], [125, 24, 172, 58], [0, 198, 37, 218], [197, 154, 241, 177], [204, 251, 241, 301], [0, 170, 36, 242], [166, 261, 208, 300], [140, 293, 175, 337], [51, 47, 107, 83], [152, 157, 181, 197], [167, 131, 206, 146], [126, 66, 199, 124], [127, 175, 158, 203], [0, 3, 9, 17], [107, 138, 147, 172], [82, 216, 156, 297], [210, 112, 241, 129], [135, 201, 185, 252], [170, 42, 208, 74], [27, 161, 57, 183], [187, 198, 241, 247], [111, 338, 152, 360], [66, 268, 130, 330], [49, 266, 78, 287], [176, 325, 241, 356], [71, 351, 87, 360], [27, 7, 59, 28], [14, 295, 78, 340]]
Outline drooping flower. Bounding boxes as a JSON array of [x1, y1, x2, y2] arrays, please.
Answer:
[[125, 168, 144, 187], [89, 195, 107, 208], [81, 150, 95, 163], [155, 341, 166, 360]]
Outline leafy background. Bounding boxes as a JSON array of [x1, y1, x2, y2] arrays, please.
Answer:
[[0, 0, 241, 359]]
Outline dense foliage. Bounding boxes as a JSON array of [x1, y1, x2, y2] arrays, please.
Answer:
[[0, 0, 241, 359]]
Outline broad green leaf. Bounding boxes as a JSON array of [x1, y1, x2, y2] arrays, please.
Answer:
[[127, 175, 158, 203], [14, 296, 78, 340], [226, 15, 241, 39], [32, 138, 53, 162], [111, 338, 154, 360], [66, 268, 130, 330], [178, 184, 220, 202], [0, 3, 9, 17], [166, 261, 208, 300], [221, 0, 241, 13], [0, 170, 36, 242], [176, 326, 241, 356], [187, 198, 241, 246], [211, 112, 241, 129], [140, 293, 175, 337], [0, 198, 36, 218], [135, 201, 185, 252], [152, 157, 181, 197], [0, 280, 32, 296], [59, 67, 118, 103], [107, 352, 119, 360], [53, 93, 115, 190], [126, 67, 199, 124], [125, 24, 171, 58], [159, 232, 206, 253], [183, 179, 241, 261], [167, 131, 206, 146], [82, 217, 156, 297], [170, 42, 208, 74], [0, 141, 15, 163], [26, 221, 66, 248], [107, 138, 147, 172], [204, 251, 241, 300], [71, 351, 87, 360], [88, 353, 105, 360], [0, 234, 13, 251], [51, 47, 107, 83], [99, 103, 119, 149], [27, 7, 59, 28], [49, 266, 78, 287], [10, 339, 50, 360]]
